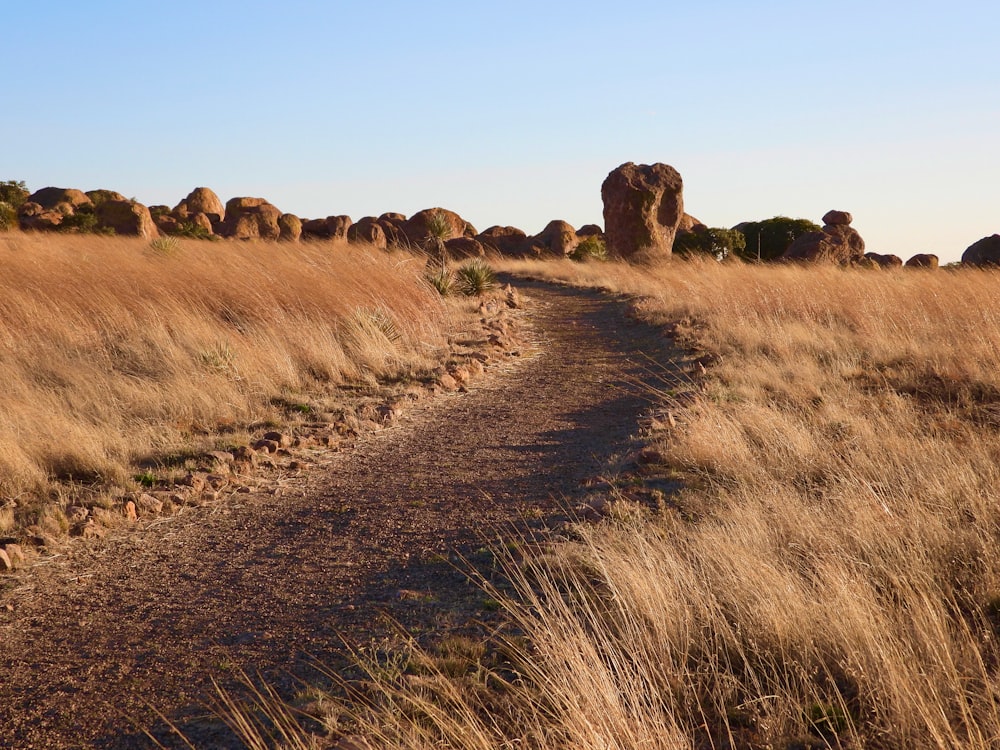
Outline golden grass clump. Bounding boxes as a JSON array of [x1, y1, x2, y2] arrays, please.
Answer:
[[0, 232, 450, 518], [296, 258, 1000, 749]]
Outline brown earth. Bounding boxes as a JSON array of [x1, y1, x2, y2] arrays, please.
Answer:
[[0, 280, 683, 749]]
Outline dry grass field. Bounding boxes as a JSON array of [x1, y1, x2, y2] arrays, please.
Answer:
[[295, 258, 1000, 749], [0, 232, 453, 542]]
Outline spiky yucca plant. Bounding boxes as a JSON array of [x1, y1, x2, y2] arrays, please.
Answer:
[[455, 259, 497, 296]]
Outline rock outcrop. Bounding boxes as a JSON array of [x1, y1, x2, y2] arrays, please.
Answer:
[[530, 220, 579, 257], [174, 187, 225, 224], [476, 226, 528, 256], [864, 252, 903, 268], [217, 197, 281, 240], [347, 216, 387, 248], [403, 208, 475, 248], [96, 200, 158, 238], [962, 235, 1000, 266], [783, 210, 865, 264], [26, 187, 92, 211], [905, 253, 939, 269], [601, 162, 684, 262], [278, 213, 302, 242], [444, 237, 486, 258], [302, 215, 352, 240]]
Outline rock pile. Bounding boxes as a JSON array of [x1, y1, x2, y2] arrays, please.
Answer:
[[783, 210, 866, 264]]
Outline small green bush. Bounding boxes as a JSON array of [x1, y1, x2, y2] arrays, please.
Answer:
[[0, 180, 28, 210], [58, 209, 100, 233], [169, 220, 214, 240], [455, 259, 497, 296], [426, 268, 454, 296], [0, 201, 15, 232], [569, 235, 608, 262], [149, 236, 180, 254]]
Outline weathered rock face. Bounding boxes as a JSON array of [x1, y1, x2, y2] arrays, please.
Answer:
[[444, 237, 485, 258], [175, 187, 225, 223], [85, 189, 127, 206], [962, 234, 1000, 266], [531, 220, 579, 256], [302, 215, 353, 240], [677, 213, 707, 235], [601, 162, 684, 262], [783, 210, 865, 264], [378, 212, 406, 223], [577, 224, 603, 238], [403, 208, 474, 248], [27, 187, 92, 211], [864, 252, 903, 268], [218, 197, 281, 240], [822, 210, 853, 226], [905, 253, 939, 269], [347, 216, 387, 249], [278, 213, 302, 242], [476, 225, 528, 256], [96, 200, 158, 238], [17, 202, 64, 230]]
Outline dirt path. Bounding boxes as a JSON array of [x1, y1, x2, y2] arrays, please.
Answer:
[[0, 280, 682, 749]]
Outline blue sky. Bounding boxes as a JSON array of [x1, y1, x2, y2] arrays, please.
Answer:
[[4, 1, 997, 261]]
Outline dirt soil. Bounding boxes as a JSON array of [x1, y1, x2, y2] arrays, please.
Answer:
[[0, 279, 683, 749]]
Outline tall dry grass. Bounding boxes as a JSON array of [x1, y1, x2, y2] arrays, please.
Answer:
[[0, 232, 450, 526], [290, 258, 1000, 749]]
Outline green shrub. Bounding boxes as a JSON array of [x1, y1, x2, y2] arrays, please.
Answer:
[[0, 180, 28, 210], [0, 202, 15, 232], [149, 236, 180, 254], [58, 209, 100, 233], [569, 235, 608, 262], [426, 267, 454, 296], [735, 216, 821, 261], [674, 227, 746, 260], [455, 259, 497, 296], [170, 220, 213, 240]]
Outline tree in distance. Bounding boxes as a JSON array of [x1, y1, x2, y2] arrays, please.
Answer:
[[674, 226, 747, 260], [734, 216, 821, 262]]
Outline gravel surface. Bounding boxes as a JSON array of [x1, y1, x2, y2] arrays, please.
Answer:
[[0, 280, 682, 749]]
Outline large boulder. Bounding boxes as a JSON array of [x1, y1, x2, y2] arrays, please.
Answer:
[[86, 189, 127, 207], [530, 220, 579, 256], [577, 224, 603, 238], [96, 200, 158, 238], [476, 225, 528, 256], [864, 252, 903, 268], [444, 237, 486, 258], [905, 253, 939, 269], [962, 234, 1000, 266], [403, 208, 475, 248], [302, 215, 353, 240], [278, 213, 302, 242], [174, 187, 225, 223], [783, 210, 865, 264], [347, 216, 387, 248], [218, 197, 281, 240], [601, 162, 684, 262], [17, 202, 64, 230], [26, 187, 92, 211], [677, 213, 707, 235]]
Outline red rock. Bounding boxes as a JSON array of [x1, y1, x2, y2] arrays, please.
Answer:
[[96, 200, 159, 238], [961, 234, 1000, 266], [601, 162, 684, 263], [905, 253, 939, 268]]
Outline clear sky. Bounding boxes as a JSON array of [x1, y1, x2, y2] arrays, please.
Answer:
[[4, 1, 997, 262]]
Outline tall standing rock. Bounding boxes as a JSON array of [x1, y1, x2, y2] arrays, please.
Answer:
[[783, 210, 865, 264], [601, 162, 684, 263]]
